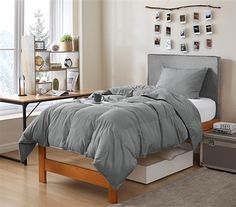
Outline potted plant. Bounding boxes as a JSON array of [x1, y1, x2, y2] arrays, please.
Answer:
[[60, 35, 72, 51]]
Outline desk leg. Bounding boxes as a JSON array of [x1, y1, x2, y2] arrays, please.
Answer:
[[22, 104, 27, 166]]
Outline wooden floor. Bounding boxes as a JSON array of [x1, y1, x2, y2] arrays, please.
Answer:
[[0, 147, 200, 207]]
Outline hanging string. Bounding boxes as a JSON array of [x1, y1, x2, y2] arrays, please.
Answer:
[[145, 5, 221, 11]]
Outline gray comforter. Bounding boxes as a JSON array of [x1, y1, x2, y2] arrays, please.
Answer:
[[19, 86, 202, 189]]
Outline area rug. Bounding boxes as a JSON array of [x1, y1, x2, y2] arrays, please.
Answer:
[[111, 168, 236, 207]]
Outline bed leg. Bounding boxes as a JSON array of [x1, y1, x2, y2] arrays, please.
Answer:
[[38, 145, 47, 183], [108, 185, 118, 204]]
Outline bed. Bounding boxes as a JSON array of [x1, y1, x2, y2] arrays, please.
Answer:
[[19, 54, 220, 204]]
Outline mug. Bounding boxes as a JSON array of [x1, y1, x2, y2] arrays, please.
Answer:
[[93, 93, 103, 103]]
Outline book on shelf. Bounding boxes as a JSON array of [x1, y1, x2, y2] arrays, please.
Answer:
[[46, 90, 69, 96]]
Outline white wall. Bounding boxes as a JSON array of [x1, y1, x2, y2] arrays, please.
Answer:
[[0, 116, 36, 153], [101, 0, 236, 122]]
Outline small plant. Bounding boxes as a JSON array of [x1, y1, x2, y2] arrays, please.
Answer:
[[60, 35, 72, 42]]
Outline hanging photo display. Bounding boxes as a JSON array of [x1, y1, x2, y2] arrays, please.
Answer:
[[154, 37, 161, 46], [193, 25, 200, 35], [165, 39, 172, 50], [193, 41, 200, 51], [166, 26, 171, 35], [151, 7, 217, 50], [154, 24, 161, 33], [206, 24, 213, 34], [166, 13, 172, 22], [180, 29, 186, 39], [155, 11, 160, 21], [193, 12, 199, 21], [206, 39, 212, 48], [205, 10, 212, 21], [180, 14, 186, 24], [180, 43, 188, 53]]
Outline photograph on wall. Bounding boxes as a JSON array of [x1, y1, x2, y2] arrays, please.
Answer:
[[180, 29, 186, 39], [193, 25, 200, 35], [206, 24, 213, 34], [165, 39, 172, 50], [180, 43, 187, 53], [166, 26, 171, 35], [166, 13, 172, 22], [193, 12, 199, 21], [155, 11, 160, 21], [206, 39, 212, 48], [180, 14, 186, 24], [205, 10, 212, 21], [154, 24, 161, 33], [154, 37, 161, 46], [193, 41, 200, 51]]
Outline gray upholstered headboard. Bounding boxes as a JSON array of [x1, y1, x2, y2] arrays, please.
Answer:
[[148, 54, 220, 117]]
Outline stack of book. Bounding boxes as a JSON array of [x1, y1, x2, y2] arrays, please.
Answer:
[[213, 122, 236, 134]]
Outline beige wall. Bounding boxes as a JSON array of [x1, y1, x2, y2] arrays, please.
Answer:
[[101, 0, 236, 122], [79, 0, 102, 90]]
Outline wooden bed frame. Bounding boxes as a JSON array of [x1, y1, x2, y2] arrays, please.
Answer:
[[38, 54, 220, 203], [38, 119, 218, 204]]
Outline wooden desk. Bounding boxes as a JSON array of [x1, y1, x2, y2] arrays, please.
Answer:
[[0, 89, 93, 165]]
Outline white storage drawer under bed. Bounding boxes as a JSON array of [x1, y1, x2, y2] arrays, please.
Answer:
[[127, 145, 193, 184]]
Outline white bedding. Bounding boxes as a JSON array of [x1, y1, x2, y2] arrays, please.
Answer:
[[189, 98, 216, 123]]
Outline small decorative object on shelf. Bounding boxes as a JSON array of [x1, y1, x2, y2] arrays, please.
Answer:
[[35, 55, 45, 71], [60, 34, 72, 51], [18, 75, 27, 96], [53, 78, 59, 90], [50, 42, 60, 51], [35, 41, 45, 50], [50, 63, 62, 70], [64, 58, 73, 68], [72, 36, 79, 51]]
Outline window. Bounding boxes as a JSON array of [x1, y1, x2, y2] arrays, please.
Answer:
[[24, 0, 50, 45], [0, 0, 75, 115], [0, 0, 19, 96]]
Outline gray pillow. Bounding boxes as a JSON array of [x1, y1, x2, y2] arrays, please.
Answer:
[[156, 66, 208, 99]]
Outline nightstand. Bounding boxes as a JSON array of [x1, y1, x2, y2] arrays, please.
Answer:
[[200, 130, 236, 173]]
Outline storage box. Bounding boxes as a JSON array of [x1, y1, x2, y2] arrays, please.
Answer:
[[127, 146, 193, 184], [200, 130, 236, 173]]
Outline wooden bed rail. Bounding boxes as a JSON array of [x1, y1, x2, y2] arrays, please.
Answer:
[[37, 119, 218, 204], [38, 145, 118, 204]]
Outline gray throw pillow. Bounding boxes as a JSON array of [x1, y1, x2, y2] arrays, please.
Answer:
[[156, 66, 208, 99]]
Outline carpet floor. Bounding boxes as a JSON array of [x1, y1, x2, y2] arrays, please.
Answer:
[[111, 168, 236, 207]]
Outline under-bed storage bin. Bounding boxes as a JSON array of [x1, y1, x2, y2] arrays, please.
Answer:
[[127, 146, 193, 184]]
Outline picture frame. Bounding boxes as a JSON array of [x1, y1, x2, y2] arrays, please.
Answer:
[[193, 25, 200, 35], [206, 24, 213, 34], [166, 13, 172, 22], [193, 12, 199, 21], [166, 26, 171, 35], [67, 71, 79, 91], [155, 11, 160, 21], [180, 14, 186, 24], [205, 10, 212, 21], [35, 41, 45, 50], [180, 43, 187, 53], [154, 25, 161, 33], [206, 39, 212, 48], [180, 29, 186, 39], [165, 39, 172, 50], [193, 41, 200, 51], [154, 37, 161, 47]]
